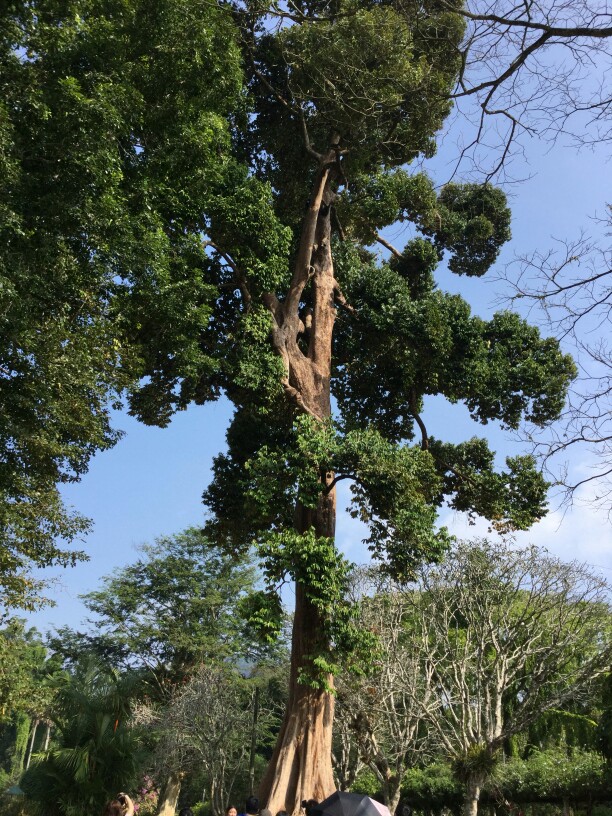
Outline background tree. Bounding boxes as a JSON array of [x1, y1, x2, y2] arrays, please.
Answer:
[[439, 0, 612, 175], [133, 663, 276, 816], [405, 539, 612, 816], [498, 207, 612, 512], [335, 570, 437, 811], [49, 528, 263, 695], [20, 660, 145, 816], [0, 0, 244, 612], [0, 621, 61, 786], [47, 528, 276, 815]]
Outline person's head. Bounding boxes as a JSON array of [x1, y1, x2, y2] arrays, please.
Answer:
[[102, 794, 134, 816], [302, 799, 319, 816], [246, 796, 260, 815], [226, 806, 238, 816]]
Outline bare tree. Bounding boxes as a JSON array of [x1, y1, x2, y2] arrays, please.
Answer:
[[331, 703, 366, 793], [443, 0, 612, 177], [406, 539, 612, 816], [497, 209, 612, 510], [335, 570, 440, 812], [134, 664, 264, 816]]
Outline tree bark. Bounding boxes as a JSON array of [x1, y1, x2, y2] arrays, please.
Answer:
[[24, 717, 39, 770], [385, 780, 402, 815], [250, 686, 260, 795], [42, 721, 51, 752], [260, 157, 339, 815], [157, 771, 183, 816], [463, 778, 482, 816]]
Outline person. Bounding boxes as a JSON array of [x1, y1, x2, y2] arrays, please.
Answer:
[[245, 796, 260, 816], [302, 800, 319, 816], [226, 806, 238, 816], [102, 792, 135, 816]]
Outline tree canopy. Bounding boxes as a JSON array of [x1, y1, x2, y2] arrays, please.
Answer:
[[0, 0, 243, 610], [49, 528, 263, 692]]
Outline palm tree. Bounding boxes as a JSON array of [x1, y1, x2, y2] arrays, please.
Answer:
[[21, 659, 145, 816]]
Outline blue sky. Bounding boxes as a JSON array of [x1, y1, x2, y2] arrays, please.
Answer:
[[25, 117, 612, 634]]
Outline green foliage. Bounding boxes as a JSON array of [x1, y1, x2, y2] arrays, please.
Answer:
[[596, 673, 612, 758], [333, 243, 576, 442], [0, 621, 57, 727], [490, 748, 610, 802], [402, 762, 463, 811], [431, 183, 512, 277], [3, 0, 577, 699], [0, 0, 245, 608], [216, 413, 450, 576], [49, 528, 264, 689], [452, 745, 499, 783], [429, 440, 549, 531], [257, 528, 376, 686], [20, 661, 145, 816]]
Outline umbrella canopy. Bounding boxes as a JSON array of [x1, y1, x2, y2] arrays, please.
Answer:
[[311, 792, 391, 816]]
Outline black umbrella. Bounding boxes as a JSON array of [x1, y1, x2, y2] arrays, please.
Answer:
[[310, 792, 391, 816]]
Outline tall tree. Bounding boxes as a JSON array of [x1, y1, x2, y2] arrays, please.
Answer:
[[194, 5, 575, 810], [404, 539, 612, 816], [3, 0, 577, 810], [49, 529, 262, 693]]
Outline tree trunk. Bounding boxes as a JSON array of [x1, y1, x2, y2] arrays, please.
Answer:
[[260, 159, 339, 815], [463, 778, 482, 816], [259, 584, 336, 814], [42, 721, 51, 751], [385, 781, 402, 815], [157, 771, 183, 816], [24, 718, 39, 770], [259, 497, 337, 815], [250, 686, 260, 795]]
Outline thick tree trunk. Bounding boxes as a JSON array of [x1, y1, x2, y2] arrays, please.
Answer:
[[260, 156, 339, 815], [260, 490, 337, 814], [156, 771, 183, 816], [259, 582, 336, 814]]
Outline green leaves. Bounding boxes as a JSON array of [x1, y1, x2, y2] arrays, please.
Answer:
[[0, 0, 245, 605], [334, 243, 575, 442], [429, 439, 549, 531], [431, 183, 512, 277], [61, 528, 261, 684]]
